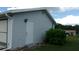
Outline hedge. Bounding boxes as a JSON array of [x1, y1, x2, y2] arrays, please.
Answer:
[[44, 28, 66, 45]]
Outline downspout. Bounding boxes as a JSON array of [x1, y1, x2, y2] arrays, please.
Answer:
[[4, 13, 13, 50]]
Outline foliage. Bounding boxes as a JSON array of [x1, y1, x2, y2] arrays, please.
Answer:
[[55, 23, 63, 29], [74, 25, 79, 34], [55, 23, 79, 35], [55, 23, 74, 30], [66, 36, 79, 41], [44, 28, 66, 45]]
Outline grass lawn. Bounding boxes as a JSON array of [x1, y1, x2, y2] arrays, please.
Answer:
[[31, 41, 79, 51], [30, 36, 79, 51], [10, 36, 79, 51]]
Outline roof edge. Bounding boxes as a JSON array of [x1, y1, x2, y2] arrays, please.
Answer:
[[45, 10, 56, 24]]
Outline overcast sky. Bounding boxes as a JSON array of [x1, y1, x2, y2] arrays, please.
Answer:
[[0, 0, 79, 25], [51, 7, 79, 25]]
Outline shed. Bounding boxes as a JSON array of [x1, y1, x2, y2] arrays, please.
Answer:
[[0, 7, 56, 50]]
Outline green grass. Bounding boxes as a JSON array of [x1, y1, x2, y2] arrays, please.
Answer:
[[32, 41, 79, 51], [31, 36, 79, 51], [15, 36, 79, 51]]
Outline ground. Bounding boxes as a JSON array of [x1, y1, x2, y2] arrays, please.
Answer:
[[7, 36, 79, 51]]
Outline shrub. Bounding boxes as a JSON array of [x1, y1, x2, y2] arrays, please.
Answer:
[[44, 28, 66, 45]]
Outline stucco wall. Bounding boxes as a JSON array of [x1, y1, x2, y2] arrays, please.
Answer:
[[11, 14, 26, 48], [11, 10, 53, 48]]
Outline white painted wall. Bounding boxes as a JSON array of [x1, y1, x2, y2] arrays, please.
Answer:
[[11, 10, 54, 48]]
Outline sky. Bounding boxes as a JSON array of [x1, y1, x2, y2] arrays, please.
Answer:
[[0, 0, 79, 25], [51, 7, 79, 25]]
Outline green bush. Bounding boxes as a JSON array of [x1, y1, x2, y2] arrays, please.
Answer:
[[44, 29, 66, 45]]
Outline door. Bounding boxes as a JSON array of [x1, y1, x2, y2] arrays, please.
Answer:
[[0, 20, 7, 49], [26, 22, 34, 45]]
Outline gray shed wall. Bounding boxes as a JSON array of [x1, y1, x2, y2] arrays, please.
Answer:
[[11, 10, 53, 48]]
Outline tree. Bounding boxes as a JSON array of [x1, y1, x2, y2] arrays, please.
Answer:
[[74, 25, 79, 35], [55, 23, 79, 35], [55, 23, 63, 29]]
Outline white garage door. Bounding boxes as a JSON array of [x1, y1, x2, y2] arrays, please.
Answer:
[[0, 20, 7, 43]]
